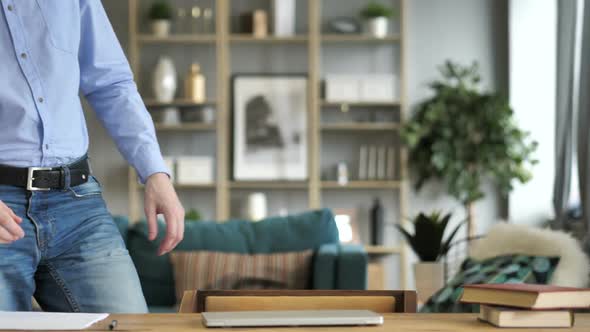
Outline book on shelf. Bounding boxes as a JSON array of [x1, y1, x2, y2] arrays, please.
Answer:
[[386, 146, 395, 180], [367, 146, 377, 180], [461, 284, 590, 309], [358, 145, 368, 180], [377, 146, 387, 179], [478, 305, 574, 328]]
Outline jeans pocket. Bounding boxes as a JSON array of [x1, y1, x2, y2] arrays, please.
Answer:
[[68, 176, 103, 198]]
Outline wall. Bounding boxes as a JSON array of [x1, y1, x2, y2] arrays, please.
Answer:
[[89, 0, 508, 288]]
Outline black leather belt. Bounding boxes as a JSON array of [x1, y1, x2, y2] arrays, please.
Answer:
[[0, 156, 91, 191]]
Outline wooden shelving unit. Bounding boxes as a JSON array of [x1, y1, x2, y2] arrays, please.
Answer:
[[127, 0, 408, 289], [230, 34, 308, 43], [138, 34, 217, 44], [320, 123, 400, 131], [155, 123, 216, 131], [322, 34, 401, 43]]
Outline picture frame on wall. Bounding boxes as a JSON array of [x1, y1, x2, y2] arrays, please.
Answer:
[[232, 74, 308, 181]]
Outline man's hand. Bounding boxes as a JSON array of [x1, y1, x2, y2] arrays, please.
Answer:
[[144, 173, 185, 256], [0, 200, 24, 244]]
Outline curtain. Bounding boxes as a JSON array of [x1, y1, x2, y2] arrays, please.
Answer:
[[554, 0, 590, 234], [553, 0, 578, 228]]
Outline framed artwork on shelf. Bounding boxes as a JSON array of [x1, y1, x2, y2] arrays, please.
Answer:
[[232, 74, 308, 181]]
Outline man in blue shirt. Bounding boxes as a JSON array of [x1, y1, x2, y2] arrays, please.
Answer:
[[0, 1, 185, 312]]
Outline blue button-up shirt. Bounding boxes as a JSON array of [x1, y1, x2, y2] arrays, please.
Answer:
[[0, 0, 167, 182]]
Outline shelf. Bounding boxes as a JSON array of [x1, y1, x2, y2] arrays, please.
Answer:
[[321, 181, 401, 189], [321, 123, 399, 131], [155, 123, 216, 131], [174, 183, 216, 189], [145, 99, 216, 108], [321, 101, 401, 108], [138, 34, 216, 44], [230, 34, 308, 43], [230, 181, 309, 189], [322, 34, 400, 43], [365, 245, 402, 255]]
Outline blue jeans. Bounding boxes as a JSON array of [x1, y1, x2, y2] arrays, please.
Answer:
[[0, 177, 148, 313]]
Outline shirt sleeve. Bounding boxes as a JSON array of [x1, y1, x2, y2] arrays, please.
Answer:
[[77, 0, 169, 183]]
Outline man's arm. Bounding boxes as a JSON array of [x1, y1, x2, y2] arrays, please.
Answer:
[[78, 0, 184, 255]]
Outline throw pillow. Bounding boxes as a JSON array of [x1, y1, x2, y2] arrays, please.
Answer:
[[170, 250, 314, 302], [421, 255, 560, 313]]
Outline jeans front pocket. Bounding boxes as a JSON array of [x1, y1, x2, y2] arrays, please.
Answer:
[[35, 0, 81, 54], [68, 176, 102, 198]]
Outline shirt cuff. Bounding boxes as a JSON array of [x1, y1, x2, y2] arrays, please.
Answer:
[[133, 147, 170, 184]]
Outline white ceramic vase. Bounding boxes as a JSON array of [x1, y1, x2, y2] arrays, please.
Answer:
[[151, 19, 171, 37], [153, 57, 177, 103], [414, 262, 445, 303], [367, 17, 389, 38], [273, 0, 296, 36], [247, 192, 268, 222]]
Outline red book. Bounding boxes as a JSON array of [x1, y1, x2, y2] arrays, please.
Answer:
[[460, 284, 590, 309]]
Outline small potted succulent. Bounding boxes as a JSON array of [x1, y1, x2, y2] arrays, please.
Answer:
[[360, 1, 395, 38], [149, 0, 174, 37], [396, 211, 464, 303]]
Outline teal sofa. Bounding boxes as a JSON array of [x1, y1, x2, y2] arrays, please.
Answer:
[[114, 209, 368, 312]]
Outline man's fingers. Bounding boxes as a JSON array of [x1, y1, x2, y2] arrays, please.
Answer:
[[145, 203, 158, 241], [158, 208, 179, 256], [0, 225, 16, 244], [0, 212, 24, 239], [8, 209, 22, 223]]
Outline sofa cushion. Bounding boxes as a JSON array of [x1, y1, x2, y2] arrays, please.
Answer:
[[170, 250, 314, 302], [421, 255, 560, 313], [127, 209, 338, 306]]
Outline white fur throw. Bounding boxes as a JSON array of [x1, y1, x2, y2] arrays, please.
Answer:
[[470, 223, 589, 287]]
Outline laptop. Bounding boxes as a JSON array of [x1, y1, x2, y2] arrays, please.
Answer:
[[202, 310, 384, 327]]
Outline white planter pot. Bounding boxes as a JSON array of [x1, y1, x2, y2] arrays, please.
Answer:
[[151, 20, 171, 37], [153, 56, 177, 103], [414, 262, 445, 303], [367, 17, 389, 38]]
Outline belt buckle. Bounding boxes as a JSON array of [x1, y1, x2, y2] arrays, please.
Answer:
[[27, 167, 52, 191]]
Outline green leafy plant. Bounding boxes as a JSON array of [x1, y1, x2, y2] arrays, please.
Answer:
[[185, 209, 202, 222], [149, 0, 174, 20], [360, 1, 396, 19], [395, 211, 464, 262], [401, 61, 537, 235]]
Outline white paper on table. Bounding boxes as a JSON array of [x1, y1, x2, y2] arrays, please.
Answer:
[[0, 311, 109, 330]]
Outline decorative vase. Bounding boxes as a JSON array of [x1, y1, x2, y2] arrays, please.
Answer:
[[370, 198, 384, 245], [151, 19, 171, 37], [153, 57, 177, 103], [367, 17, 388, 38], [247, 192, 267, 222], [273, 0, 295, 36], [414, 262, 445, 303], [161, 107, 180, 125], [185, 63, 206, 103]]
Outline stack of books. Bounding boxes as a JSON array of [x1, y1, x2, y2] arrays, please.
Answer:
[[460, 284, 590, 328]]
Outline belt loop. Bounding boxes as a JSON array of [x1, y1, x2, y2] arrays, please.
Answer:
[[61, 166, 71, 190]]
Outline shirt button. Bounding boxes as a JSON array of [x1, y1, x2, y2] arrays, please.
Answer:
[[20, 53, 27, 59], [38, 97, 44, 103], [7, 5, 13, 11]]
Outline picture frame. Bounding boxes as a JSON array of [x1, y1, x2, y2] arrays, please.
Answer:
[[232, 74, 308, 181]]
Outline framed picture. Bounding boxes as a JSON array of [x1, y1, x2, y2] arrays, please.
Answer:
[[333, 208, 360, 244], [232, 74, 308, 181]]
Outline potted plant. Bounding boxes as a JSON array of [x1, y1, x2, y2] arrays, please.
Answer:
[[396, 211, 464, 303], [149, 0, 174, 37], [401, 61, 537, 237], [360, 1, 395, 38]]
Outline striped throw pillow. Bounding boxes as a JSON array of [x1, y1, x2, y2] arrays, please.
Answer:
[[170, 250, 314, 302]]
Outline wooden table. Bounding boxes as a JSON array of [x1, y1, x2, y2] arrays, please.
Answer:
[[79, 313, 590, 332]]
